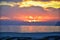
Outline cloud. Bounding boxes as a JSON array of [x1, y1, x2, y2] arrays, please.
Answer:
[[0, 16, 11, 20], [0, 1, 60, 8], [0, 0, 22, 2]]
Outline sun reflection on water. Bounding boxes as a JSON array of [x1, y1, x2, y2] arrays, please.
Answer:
[[0, 25, 60, 32]]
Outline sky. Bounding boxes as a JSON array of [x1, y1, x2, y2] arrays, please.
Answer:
[[0, 0, 60, 32], [0, 0, 60, 22]]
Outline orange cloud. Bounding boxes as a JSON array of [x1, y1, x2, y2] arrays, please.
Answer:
[[0, 16, 10, 20]]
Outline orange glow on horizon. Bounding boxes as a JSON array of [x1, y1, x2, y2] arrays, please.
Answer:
[[0, 15, 59, 22], [12, 16, 59, 22]]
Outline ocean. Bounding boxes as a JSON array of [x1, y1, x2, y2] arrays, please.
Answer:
[[0, 25, 60, 32]]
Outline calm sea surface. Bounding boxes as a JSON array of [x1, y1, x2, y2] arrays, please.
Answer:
[[0, 25, 60, 32]]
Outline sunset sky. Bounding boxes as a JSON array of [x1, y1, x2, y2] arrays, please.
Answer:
[[0, 0, 60, 32], [0, 0, 60, 22]]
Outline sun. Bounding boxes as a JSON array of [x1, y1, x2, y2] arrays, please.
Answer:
[[28, 16, 33, 19], [24, 16, 43, 22]]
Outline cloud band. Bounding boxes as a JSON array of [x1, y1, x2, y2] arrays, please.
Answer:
[[0, 1, 60, 8]]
